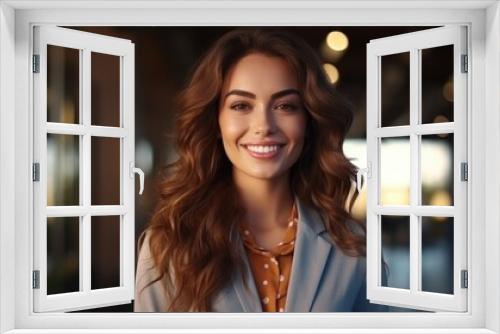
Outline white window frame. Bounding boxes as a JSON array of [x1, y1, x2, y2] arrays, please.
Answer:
[[32, 26, 136, 312], [0, 1, 499, 333], [366, 26, 468, 312]]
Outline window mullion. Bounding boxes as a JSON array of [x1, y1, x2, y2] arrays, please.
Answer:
[[82, 48, 92, 293], [409, 48, 421, 293]]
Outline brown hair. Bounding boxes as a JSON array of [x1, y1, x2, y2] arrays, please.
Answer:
[[138, 28, 363, 312]]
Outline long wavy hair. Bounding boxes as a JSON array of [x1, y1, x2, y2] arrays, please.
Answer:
[[138, 28, 363, 312]]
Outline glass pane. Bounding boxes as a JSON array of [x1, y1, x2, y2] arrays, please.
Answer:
[[381, 52, 410, 127], [47, 217, 80, 295], [380, 137, 410, 205], [91, 216, 120, 289], [421, 134, 454, 206], [381, 215, 410, 289], [422, 216, 454, 294], [91, 137, 120, 205], [47, 45, 80, 124], [421, 45, 454, 124], [91, 52, 120, 127], [47, 134, 79, 206]]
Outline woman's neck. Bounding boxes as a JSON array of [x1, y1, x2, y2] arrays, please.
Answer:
[[233, 169, 295, 233]]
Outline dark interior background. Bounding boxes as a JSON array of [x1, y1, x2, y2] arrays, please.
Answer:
[[45, 26, 455, 312]]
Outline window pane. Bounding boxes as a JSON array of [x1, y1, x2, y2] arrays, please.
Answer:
[[421, 45, 454, 124], [91, 52, 120, 127], [381, 52, 410, 127], [91, 216, 120, 289], [380, 137, 410, 205], [381, 215, 410, 289], [422, 216, 454, 294], [47, 45, 80, 124], [47, 134, 79, 206], [91, 137, 120, 205], [47, 217, 80, 295], [421, 134, 454, 206]]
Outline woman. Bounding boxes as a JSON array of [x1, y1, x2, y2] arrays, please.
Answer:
[[134, 28, 387, 312]]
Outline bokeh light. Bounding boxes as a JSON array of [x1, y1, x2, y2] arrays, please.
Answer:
[[326, 31, 349, 51], [323, 63, 340, 84], [442, 78, 454, 102], [433, 115, 449, 123], [430, 190, 452, 207]]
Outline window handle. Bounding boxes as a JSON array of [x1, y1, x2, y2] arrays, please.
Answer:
[[356, 168, 367, 193], [356, 162, 372, 193], [130, 162, 145, 195]]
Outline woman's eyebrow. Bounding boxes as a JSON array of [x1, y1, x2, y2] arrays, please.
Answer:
[[223, 88, 300, 101], [270, 89, 300, 100]]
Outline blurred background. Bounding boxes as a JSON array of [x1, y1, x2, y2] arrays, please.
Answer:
[[45, 26, 454, 312]]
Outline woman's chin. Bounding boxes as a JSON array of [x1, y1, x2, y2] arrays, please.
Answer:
[[237, 167, 287, 181]]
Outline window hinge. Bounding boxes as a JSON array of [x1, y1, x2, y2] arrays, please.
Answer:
[[461, 54, 468, 73], [33, 163, 40, 182], [461, 162, 468, 181], [32, 270, 40, 289], [461, 269, 468, 289], [32, 55, 40, 73]]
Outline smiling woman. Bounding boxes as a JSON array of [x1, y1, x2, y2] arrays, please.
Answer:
[[134, 28, 388, 312]]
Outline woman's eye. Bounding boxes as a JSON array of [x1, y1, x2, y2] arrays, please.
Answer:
[[230, 103, 251, 111], [274, 103, 298, 111]]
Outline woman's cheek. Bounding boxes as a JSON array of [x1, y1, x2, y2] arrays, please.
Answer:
[[286, 116, 307, 143], [219, 115, 247, 148]]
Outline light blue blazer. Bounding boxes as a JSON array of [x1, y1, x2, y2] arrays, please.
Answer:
[[134, 198, 388, 312]]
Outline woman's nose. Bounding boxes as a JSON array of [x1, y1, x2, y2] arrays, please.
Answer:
[[252, 105, 276, 135]]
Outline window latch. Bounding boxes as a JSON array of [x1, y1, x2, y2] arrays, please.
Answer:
[[356, 162, 372, 193], [129, 162, 144, 195]]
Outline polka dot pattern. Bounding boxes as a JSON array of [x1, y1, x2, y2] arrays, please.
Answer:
[[240, 201, 298, 312]]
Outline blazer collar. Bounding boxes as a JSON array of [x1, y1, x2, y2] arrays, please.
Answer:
[[232, 236, 263, 312], [285, 197, 333, 312], [231, 196, 333, 312]]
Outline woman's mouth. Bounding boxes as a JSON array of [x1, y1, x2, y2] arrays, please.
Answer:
[[242, 144, 285, 159]]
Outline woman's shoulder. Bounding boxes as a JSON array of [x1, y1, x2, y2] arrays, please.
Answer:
[[315, 221, 364, 245], [134, 228, 171, 312], [344, 217, 366, 237]]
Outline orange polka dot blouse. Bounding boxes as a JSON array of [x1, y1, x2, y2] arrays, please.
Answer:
[[239, 201, 298, 312]]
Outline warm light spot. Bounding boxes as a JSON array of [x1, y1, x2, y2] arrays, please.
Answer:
[[433, 216, 448, 222], [381, 188, 410, 206], [380, 139, 411, 205], [421, 141, 452, 186], [430, 190, 452, 207], [323, 63, 339, 84], [63, 100, 75, 123], [442, 79, 453, 102], [326, 31, 349, 51], [433, 115, 449, 123]]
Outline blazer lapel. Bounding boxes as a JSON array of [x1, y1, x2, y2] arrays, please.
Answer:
[[285, 198, 333, 312], [231, 237, 263, 312]]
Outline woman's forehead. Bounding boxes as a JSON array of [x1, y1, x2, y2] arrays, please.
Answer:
[[221, 53, 299, 97]]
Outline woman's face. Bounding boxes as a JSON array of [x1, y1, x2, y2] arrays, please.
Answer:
[[218, 53, 307, 181]]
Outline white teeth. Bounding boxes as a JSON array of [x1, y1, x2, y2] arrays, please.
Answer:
[[246, 145, 280, 153]]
